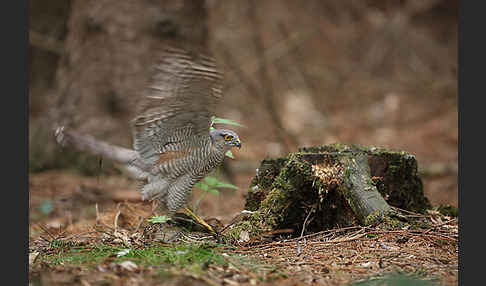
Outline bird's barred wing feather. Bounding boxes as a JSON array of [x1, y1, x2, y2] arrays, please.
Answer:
[[131, 46, 223, 166]]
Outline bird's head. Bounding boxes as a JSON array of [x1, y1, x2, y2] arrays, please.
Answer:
[[210, 129, 241, 151]]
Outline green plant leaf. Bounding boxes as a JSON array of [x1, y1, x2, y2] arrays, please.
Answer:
[[203, 176, 238, 190], [215, 182, 239, 190], [195, 182, 209, 191], [199, 183, 209, 191], [204, 176, 219, 186], [211, 116, 245, 128], [207, 189, 220, 195], [147, 215, 171, 224], [225, 150, 234, 159]]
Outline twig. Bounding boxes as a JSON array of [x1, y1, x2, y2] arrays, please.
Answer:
[[61, 231, 100, 241], [36, 223, 57, 241], [134, 216, 144, 233], [296, 207, 315, 255], [300, 207, 315, 238], [113, 203, 122, 233]]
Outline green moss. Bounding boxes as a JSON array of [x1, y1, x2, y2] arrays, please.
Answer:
[[380, 215, 406, 229], [234, 150, 358, 239], [364, 210, 386, 226], [49, 239, 77, 250], [40, 243, 229, 272], [245, 157, 288, 211], [224, 213, 273, 242], [411, 220, 432, 229], [41, 244, 122, 266], [301, 144, 431, 214], [436, 205, 458, 217], [230, 144, 431, 241], [299, 143, 367, 153], [367, 151, 431, 213]]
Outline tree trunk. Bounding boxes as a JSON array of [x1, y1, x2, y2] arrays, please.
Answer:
[[31, 0, 210, 173]]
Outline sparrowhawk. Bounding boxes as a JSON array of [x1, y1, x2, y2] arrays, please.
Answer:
[[55, 45, 241, 217]]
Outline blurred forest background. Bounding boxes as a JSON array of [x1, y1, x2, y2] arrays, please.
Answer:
[[29, 0, 458, 222]]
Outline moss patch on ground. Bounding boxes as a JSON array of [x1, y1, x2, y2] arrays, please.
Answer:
[[40, 242, 229, 273]]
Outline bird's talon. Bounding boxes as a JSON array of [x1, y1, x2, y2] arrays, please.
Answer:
[[184, 207, 216, 234]]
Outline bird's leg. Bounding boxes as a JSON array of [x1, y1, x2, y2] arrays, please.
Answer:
[[184, 206, 216, 234]]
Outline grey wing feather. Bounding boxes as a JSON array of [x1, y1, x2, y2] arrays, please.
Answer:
[[131, 46, 223, 166]]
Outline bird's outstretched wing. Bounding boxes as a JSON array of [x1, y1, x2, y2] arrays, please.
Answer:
[[131, 46, 223, 167]]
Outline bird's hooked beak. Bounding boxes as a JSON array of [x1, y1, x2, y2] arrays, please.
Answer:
[[233, 138, 241, 149]]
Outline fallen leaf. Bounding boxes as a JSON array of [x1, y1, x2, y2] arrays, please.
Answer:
[[116, 249, 131, 257], [29, 252, 39, 265], [239, 231, 250, 242]]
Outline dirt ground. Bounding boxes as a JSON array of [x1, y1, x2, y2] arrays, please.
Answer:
[[29, 171, 458, 285]]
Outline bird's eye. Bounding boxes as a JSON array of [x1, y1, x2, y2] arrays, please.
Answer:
[[224, 134, 233, 141]]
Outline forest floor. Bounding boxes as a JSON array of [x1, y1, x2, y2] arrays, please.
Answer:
[[29, 167, 458, 286]]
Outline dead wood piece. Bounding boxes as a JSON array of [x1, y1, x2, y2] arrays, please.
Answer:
[[225, 144, 430, 241]]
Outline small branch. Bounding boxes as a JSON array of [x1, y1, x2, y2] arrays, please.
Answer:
[[300, 206, 315, 238], [113, 203, 122, 233], [296, 206, 315, 255]]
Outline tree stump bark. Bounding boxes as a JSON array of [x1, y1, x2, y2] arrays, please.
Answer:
[[225, 144, 431, 240]]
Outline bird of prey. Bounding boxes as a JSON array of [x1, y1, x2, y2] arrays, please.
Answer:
[[55, 45, 241, 231]]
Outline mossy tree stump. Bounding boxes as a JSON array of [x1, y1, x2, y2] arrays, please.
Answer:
[[225, 144, 431, 240]]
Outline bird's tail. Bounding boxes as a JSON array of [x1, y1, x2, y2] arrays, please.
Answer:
[[54, 126, 153, 178]]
